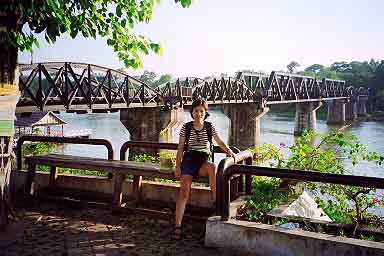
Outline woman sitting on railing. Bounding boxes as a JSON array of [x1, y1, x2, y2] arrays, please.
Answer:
[[173, 98, 235, 240]]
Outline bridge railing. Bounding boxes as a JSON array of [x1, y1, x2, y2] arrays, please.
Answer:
[[217, 152, 384, 221]]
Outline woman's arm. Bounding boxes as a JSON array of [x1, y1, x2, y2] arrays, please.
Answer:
[[213, 134, 236, 158], [175, 135, 185, 178]]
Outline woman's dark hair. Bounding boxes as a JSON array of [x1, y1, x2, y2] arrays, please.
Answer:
[[190, 98, 210, 120]]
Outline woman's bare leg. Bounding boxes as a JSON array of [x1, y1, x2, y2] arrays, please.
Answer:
[[199, 162, 217, 201], [175, 175, 193, 227]]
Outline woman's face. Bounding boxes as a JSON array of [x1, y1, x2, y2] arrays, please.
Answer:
[[192, 105, 206, 122]]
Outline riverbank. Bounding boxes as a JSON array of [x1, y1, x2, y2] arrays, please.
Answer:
[[365, 111, 384, 121]]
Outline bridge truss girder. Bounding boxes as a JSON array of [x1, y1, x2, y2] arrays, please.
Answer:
[[17, 62, 370, 112]]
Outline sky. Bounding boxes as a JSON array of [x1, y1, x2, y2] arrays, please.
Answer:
[[18, 0, 384, 78]]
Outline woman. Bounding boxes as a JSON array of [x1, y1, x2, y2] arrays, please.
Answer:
[[173, 98, 236, 240]]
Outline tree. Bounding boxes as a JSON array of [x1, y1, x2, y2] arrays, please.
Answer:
[[139, 70, 157, 86], [0, 0, 192, 230], [330, 61, 352, 73], [155, 74, 173, 86], [287, 61, 300, 73], [304, 64, 324, 74]]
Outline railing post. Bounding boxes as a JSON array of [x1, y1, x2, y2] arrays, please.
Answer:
[[216, 150, 253, 220], [216, 160, 225, 217], [221, 170, 231, 221], [245, 156, 253, 195]]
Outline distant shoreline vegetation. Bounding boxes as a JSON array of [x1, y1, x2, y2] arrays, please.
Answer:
[[210, 104, 328, 120]]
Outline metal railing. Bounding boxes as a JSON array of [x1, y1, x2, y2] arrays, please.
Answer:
[[15, 135, 114, 170], [217, 154, 384, 221], [120, 140, 240, 161], [216, 150, 254, 214], [120, 140, 245, 192]]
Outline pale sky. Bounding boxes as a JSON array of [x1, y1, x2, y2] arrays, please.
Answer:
[[18, 0, 384, 78]]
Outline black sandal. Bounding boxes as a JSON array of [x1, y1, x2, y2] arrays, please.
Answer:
[[172, 226, 182, 240]]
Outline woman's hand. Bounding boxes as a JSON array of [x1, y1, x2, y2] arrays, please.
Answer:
[[227, 149, 236, 159]]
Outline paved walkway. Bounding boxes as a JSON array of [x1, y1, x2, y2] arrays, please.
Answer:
[[2, 201, 240, 256]]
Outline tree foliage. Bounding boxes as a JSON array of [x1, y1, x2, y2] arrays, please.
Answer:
[[135, 70, 172, 87], [250, 130, 384, 228], [301, 59, 384, 97], [1, 0, 192, 69], [304, 64, 324, 74]]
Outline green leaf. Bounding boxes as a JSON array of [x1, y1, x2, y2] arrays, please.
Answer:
[[121, 19, 126, 28], [116, 5, 122, 17], [150, 43, 161, 54], [107, 38, 115, 45]]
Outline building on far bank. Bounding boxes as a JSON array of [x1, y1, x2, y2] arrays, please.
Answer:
[[15, 111, 66, 137]]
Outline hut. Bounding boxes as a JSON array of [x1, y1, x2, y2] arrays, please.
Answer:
[[15, 112, 66, 137]]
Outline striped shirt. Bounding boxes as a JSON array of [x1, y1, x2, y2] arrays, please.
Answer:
[[180, 122, 217, 152]]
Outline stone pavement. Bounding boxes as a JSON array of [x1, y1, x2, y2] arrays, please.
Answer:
[[1, 201, 244, 256]]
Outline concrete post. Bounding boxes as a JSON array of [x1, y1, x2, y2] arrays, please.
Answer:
[[120, 107, 184, 142], [221, 104, 269, 150], [326, 100, 346, 125], [294, 102, 322, 136], [357, 96, 368, 117], [345, 99, 357, 121]]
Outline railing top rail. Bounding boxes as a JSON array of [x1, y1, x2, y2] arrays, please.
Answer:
[[16, 135, 114, 170], [224, 165, 384, 189], [119, 140, 240, 161], [217, 162, 384, 220], [217, 150, 253, 171]]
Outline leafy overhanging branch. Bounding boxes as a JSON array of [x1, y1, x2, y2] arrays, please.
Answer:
[[1, 0, 192, 68]]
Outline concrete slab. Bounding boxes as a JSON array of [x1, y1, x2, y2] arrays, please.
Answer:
[[205, 217, 384, 256]]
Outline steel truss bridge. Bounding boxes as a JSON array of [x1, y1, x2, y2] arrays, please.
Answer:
[[16, 62, 370, 113]]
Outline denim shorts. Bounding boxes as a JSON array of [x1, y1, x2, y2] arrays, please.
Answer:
[[181, 151, 211, 177]]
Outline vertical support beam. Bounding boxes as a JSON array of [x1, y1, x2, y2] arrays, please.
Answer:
[[49, 166, 58, 187], [326, 100, 346, 125], [131, 176, 142, 206], [345, 99, 357, 121], [221, 103, 269, 150], [357, 96, 368, 117], [112, 173, 125, 207], [294, 102, 322, 136], [24, 163, 36, 199]]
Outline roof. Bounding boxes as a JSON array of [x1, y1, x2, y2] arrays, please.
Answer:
[[15, 112, 67, 127]]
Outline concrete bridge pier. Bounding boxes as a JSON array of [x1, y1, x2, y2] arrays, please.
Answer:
[[120, 107, 184, 155], [345, 100, 357, 121], [294, 102, 322, 136], [221, 104, 269, 150], [357, 96, 368, 117], [326, 100, 346, 125]]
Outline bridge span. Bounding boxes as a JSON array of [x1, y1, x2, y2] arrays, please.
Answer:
[[17, 62, 369, 111], [17, 62, 372, 148]]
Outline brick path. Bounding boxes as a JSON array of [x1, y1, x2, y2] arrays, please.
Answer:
[[1, 201, 241, 256]]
